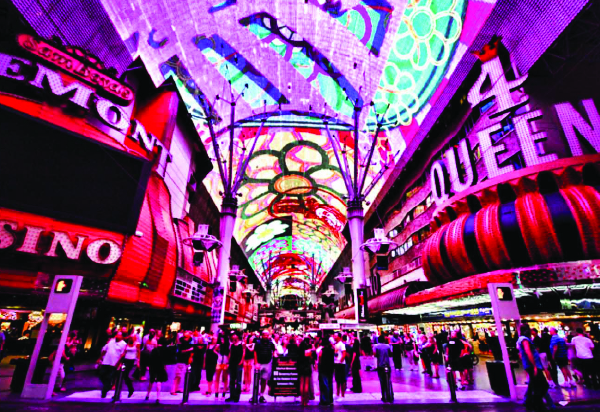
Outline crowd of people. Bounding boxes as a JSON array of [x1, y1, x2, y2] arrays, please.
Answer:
[[92, 323, 600, 408], [94, 325, 481, 404]]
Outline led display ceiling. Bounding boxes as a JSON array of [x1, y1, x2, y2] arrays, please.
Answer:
[[100, 0, 495, 294]]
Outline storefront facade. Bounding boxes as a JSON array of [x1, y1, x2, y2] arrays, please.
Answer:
[[0, 33, 257, 355]]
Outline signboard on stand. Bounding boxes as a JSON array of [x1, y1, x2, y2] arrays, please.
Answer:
[[271, 357, 299, 398], [21, 275, 82, 399]]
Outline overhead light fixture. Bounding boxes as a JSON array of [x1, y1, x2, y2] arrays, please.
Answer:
[[182, 224, 222, 266], [335, 267, 353, 284]]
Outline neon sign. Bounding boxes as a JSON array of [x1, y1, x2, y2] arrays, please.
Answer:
[[0, 219, 122, 265], [0, 51, 171, 165], [17, 33, 134, 103], [430, 39, 600, 206]]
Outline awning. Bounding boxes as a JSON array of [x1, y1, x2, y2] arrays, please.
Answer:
[[335, 282, 430, 319]]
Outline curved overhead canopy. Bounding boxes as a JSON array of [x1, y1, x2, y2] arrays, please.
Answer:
[[100, 0, 495, 296]]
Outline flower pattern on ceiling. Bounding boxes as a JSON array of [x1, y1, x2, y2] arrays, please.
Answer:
[[245, 218, 291, 253]]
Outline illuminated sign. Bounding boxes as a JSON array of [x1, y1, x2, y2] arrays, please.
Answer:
[[357, 288, 369, 323], [17, 33, 134, 103], [54, 279, 72, 294], [0, 219, 122, 265], [0, 52, 171, 165], [442, 307, 493, 318], [496, 287, 513, 301], [430, 40, 600, 206]]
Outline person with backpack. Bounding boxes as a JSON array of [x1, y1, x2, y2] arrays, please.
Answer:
[[518, 324, 551, 411]]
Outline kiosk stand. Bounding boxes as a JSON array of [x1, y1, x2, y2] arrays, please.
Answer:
[[21, 276, 82, 399]]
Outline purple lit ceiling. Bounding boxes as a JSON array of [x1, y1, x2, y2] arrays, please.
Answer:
[[99, 0, 495, 296]]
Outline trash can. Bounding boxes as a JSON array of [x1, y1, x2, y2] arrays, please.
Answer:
[[9, 357, 29, 393], [9, 356, 50, 393], [486, 360, 517, 396]]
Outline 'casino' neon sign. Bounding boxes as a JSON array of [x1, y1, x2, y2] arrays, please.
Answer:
[[0, 219, 122, 265]]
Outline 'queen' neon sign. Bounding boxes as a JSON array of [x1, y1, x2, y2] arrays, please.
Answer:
[[430, 39, 600, 206]]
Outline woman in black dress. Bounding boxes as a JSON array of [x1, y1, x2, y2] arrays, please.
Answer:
[[146, 339, 168, 403], [204, 336, 218, 396], [428, 336, 442, 378], [191, 336, 206, 392], [298, 337, 314, 406], [318, 338, 334, 406], [243, 335, 255, 392]]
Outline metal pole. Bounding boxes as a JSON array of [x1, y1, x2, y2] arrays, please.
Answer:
[[228, 102, 236, 185], [182, 365, 192, 404], [348, 201, 367, 323], [212, 197, 237, 333], [353, 107, 360, 191]]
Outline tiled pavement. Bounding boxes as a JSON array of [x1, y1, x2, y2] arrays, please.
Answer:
[[2, 354, 600, 406]]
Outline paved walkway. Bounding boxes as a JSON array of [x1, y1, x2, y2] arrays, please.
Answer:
[[2, 354, 600, 406]]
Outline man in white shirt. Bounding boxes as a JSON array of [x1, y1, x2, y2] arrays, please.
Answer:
[[97, 332, 127, 398], [572, 328, 595, 387], [333, 332, 347, 398]]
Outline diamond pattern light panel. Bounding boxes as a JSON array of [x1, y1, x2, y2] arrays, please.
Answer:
[[100, 0, 494, 295]]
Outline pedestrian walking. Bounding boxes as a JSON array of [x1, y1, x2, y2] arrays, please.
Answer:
[[333, 332, 347, 398], [49, 345, 69, 395], [226, 332, 245, 402], [171, 330, 193, 395], [214, 331, 230, 398], [145, 338, 167, 403], [572, 327, 595, 387], [121, 336, 140, 398], [317, 338, 334, 406], [97, 331, 126, 398], [549, 327, 574, 387], [298, 336, 314, 406], [252, 329, 276, 404], [243, 335, 255, 392], [139, 329, 156, 381], [350, 333, 362, 392], [190, 332, 206, 392], [374, 335, 393, 402], [518, 324, 551, 411], [445, 330, 467, 390]]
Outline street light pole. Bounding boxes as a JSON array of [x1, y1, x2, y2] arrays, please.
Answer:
[[324, 103, 388, 323], [200, 90, 265, 332]]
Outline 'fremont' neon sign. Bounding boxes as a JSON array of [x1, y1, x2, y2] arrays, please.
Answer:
[[17, 33, 134, 103], [0, 52, 171, 166]]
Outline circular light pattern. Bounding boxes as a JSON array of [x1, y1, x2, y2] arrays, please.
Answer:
[[274, 174, 313, 195]]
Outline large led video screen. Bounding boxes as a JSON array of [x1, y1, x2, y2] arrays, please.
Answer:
[[0, 106, 151, 233]]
